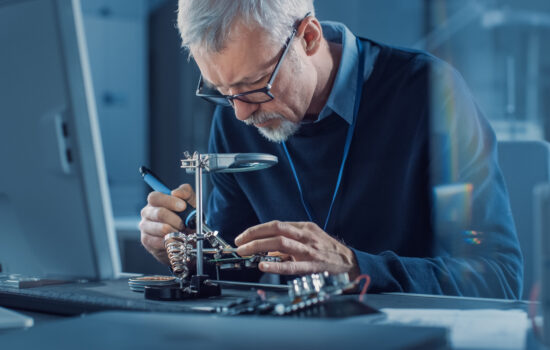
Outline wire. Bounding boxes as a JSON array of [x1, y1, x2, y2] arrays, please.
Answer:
[[257, 289, 266, 301], [355, 274, 371, 302]]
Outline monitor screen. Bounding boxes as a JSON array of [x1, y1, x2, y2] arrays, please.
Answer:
[[0, 0, 120, 280]]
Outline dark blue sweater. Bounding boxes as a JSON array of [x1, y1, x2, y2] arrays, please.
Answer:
[[205, 38, 523, 299]]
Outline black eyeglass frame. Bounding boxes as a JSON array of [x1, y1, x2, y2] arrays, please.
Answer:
[[195, 12, 312, 107]]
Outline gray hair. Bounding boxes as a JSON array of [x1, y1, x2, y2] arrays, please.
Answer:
[[177, 0, 314, 55]]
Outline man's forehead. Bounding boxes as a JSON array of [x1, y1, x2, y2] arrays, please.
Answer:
[[191, 22, 281, 88]]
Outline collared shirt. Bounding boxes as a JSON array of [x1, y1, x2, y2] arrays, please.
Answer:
[[313, 22, 379, 125]]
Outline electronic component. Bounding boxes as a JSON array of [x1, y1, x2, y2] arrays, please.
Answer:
[[215, 272, 380, 318], [207, 255, 281, 270]]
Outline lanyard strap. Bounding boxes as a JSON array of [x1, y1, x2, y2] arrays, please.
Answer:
[[282, 38, 365, 231]]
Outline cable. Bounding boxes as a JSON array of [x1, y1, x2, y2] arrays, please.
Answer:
[[355, 274, 371, 302], [257, 289, 266, 301]]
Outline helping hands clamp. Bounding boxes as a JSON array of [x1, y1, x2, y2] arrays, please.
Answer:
[[145, 152, 279, 301]]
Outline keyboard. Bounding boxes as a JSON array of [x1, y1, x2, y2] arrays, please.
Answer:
[[0, 278, 249, 315]]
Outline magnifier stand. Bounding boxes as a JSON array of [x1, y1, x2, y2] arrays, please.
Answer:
[[144, 152, 278, 301]]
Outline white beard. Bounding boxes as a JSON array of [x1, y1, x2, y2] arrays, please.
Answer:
[[243, 112, 300, 143]]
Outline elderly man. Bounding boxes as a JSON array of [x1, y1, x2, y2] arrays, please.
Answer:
[[140, 0, 523, 298]]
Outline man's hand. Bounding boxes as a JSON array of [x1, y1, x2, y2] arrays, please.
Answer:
[[235, 221, 360, 279], [139, 184, 196, 265]]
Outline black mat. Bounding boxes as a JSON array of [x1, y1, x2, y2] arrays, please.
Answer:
[[0, 277, 531, 317]]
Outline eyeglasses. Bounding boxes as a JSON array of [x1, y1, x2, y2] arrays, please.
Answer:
[[195, 13, 311, 107]]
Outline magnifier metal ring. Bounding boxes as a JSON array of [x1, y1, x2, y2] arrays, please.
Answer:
[[183, 153, 278, 173]]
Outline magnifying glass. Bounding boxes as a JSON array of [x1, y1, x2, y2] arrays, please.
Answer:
[[182, 153, 278, 173]]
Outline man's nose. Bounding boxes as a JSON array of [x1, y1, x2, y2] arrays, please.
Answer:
[[232, 99, 260, 121]]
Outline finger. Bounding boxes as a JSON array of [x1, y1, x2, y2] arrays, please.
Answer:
[[141, 206, 183, 231], [172, 184, 196, 208], [258, 261, 334, 275], [140, 231, 166, 253], [139, 219, 180, 238], [235, 221, 310, 246], [140, 233, 169, 265], [284, 221, 321, 230], [147, 191, 187, 213], [285, 221, 342, 247], [236, 236, 312, 258]]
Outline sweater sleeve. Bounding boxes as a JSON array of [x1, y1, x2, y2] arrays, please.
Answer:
[[353, 62, 523, 299]]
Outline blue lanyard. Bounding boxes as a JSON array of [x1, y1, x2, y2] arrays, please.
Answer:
[[282, 38, 365, 231]]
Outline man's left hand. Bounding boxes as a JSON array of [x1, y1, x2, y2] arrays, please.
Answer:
[[235, 221, 360, 279]]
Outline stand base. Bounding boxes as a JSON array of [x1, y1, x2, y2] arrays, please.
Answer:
[[191, 275, 222, 296], [144, 275, 221, 301]]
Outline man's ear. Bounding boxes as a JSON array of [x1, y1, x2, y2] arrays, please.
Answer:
[[298, 16, 323, 56]]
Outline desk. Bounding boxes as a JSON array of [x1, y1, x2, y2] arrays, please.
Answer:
[[0, 279, 542, 350]]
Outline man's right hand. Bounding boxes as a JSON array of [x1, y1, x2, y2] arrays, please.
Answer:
[[139, 184, 196, 265]]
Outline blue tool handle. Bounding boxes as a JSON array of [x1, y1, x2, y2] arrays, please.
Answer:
[[139, 166, 196, 229]]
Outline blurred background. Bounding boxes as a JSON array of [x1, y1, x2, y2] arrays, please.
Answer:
[[79, 0, 550, 288]]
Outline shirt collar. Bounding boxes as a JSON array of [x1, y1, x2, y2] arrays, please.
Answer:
[[314, 21, 360, 125]]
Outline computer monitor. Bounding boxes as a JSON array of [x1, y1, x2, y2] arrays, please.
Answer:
[[0, 0, 121, 280]]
